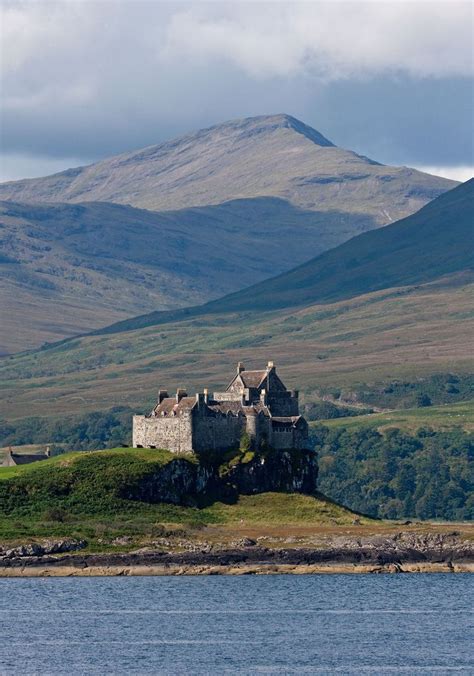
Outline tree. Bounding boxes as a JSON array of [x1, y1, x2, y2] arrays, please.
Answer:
[[416, 393, 432, 407]]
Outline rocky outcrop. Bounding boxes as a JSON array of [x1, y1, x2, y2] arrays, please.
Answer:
[[122, 459, 215, 505], [0, 538, 86, 559], [226, 449, 318, 495], [120, 449, 318, 506]]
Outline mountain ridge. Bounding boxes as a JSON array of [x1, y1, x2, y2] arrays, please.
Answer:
[[0, 114, 455, 216], [91, 179, 474, 336]]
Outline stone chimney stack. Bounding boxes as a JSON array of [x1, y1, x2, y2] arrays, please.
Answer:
[[195, 392, 204, 407], [176, 388, 187, 402], [267, 361, 275, 371], [158, 390, 169, 403], [237, 362, 245, 374], [203, 388, 210, 404]]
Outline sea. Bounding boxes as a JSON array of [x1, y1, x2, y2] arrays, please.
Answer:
[[0, 574, 472, 674]]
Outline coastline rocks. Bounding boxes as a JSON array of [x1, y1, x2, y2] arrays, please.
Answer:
[[0, 538, 86, 559], [0, 532, 472, 574]]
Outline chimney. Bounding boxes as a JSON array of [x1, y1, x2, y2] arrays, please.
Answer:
[[196, 392, 204, 407], [158, 389, 168, 403], [204, 388, 210, 404], [237, 362, 245, 374], [176, 388, 187, 402], [267, 361, 275, 371]]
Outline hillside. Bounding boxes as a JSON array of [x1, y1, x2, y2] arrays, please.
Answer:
[[0, 115, 455, 218], [0, 447, 363, 543], [94, 179, 474, 333], [0, 449, 471, 571], [0, 197, 357, 354], [1, 274, 472, 423], [0, 181, 472, 421], [0, 115, 457, 353]]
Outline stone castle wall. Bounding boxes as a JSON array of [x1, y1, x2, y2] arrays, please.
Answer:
[[192, 412, 244, 453], [133, 414, 194, 453]]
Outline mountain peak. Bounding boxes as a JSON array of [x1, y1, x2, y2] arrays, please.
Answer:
[[197, 113, 336, 148]]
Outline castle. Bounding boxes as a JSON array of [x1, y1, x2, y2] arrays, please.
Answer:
[[133, 362, 308, 454]]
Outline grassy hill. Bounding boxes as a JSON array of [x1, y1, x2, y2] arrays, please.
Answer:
[[1, 274, 472, 422], [314, 400, 474, 433], [0, 448, 366, 545]]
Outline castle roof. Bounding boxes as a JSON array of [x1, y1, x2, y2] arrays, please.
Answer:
[[271, 416, 306, 427], [207, 401, 270, 417], [153, 396, 196, 416], [238, 370, 268, 388]]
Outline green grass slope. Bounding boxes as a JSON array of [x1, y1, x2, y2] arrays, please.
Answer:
[[314, 399, 474, 433], [1, 276, 472, 421], [0, 448, 364, 542]]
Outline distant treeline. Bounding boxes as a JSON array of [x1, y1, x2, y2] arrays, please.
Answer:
[[313, 426, 473, 521], [0, 408, 133, 451]]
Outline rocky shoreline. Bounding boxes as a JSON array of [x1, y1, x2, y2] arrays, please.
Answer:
[[1, 532, 472, 576]]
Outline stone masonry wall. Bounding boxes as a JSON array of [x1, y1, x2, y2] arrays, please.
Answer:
[[192, 412, 244, 453], [133, 414, 194, 454]]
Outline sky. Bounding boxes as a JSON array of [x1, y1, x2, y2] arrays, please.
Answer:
[[1, 0, 473, 183]]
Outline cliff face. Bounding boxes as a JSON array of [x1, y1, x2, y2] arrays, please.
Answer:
[[122, 449, 318, 506]]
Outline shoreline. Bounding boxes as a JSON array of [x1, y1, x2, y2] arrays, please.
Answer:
[[1, 542, 473, 577], [1, 561, 473, 577]]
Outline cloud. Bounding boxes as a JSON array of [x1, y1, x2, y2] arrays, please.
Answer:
[[161, 2, 473, 80], [0, 1, 472, 179], [414, 166, 474, 183]]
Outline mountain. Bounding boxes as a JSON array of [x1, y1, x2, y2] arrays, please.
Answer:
[[0, 114, 458, 353], [0, 114, 455, 219], [94, 179, 474, 333], [1, 182, 471, 423]]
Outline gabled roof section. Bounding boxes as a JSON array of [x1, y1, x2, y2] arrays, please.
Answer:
[[239, 370, 268, 388], [152, 396, 196, 416]]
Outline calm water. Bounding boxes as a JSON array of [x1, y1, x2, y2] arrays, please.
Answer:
[[0, 574, 472, 674]]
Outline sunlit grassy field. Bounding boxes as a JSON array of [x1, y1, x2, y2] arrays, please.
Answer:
[[314, 399, 474, 433]]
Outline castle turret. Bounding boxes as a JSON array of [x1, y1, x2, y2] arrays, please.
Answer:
[[245, 407, 258, 441]]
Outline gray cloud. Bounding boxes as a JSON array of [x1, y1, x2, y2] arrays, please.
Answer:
[[1, 1, 473, 180]]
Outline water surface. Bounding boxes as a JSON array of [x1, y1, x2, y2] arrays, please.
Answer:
[[0, 574, 472, 674]]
